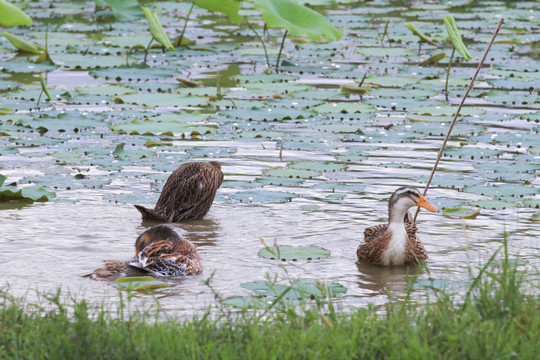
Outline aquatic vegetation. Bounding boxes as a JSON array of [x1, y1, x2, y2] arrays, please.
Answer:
[[0, 0, 32, 27], [0, 174, 56, 202]]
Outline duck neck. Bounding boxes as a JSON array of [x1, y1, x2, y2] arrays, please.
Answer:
[[388, 202, 409, 228]]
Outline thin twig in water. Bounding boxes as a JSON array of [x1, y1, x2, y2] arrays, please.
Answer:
[[279, 142, 284, 162], [413, 18, 504, 223], [230, 99, 238, 109], [358, 72, 368, 87]]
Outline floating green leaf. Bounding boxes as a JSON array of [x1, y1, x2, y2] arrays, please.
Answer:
[[258, 245, 330, 261], [221, 296, 277, 309], [442, 207, 481, 219], [241, 279, 346, 300], [0, 183, 56, 203], [142, 7, 175, 50], [0, 0, 32, 27], [252, 0, 343, 42], [112, 276, 168, 291]]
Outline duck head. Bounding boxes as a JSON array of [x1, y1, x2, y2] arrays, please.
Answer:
[[135, 224, 182, 255], [388, 186, 438, 224]]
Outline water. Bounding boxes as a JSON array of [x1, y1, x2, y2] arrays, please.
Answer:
[[1, 150, 538, 314], [0, 0, 538, 315]]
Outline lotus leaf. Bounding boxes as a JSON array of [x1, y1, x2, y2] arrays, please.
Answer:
[[0, 0, 32, 27], [112, 276, 168, 291], [252, 0, 343, 42], [258, 245, 330, 261]]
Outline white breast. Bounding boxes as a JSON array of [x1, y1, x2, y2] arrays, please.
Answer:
[[381, 223, 408, 266]]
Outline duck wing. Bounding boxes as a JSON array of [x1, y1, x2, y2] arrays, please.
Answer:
[[363, 224, 388, 243], [154, 162, 223, 222], [129, 240, 202, 276]]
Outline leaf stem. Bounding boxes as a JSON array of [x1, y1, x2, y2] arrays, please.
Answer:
[[178, 2, 195, 46], [275, 30, 288, 71], [444, 48, 455, 101], [413, 18, 504, 223], [143, 37, 154, 63], [248, 22, 271, 70]]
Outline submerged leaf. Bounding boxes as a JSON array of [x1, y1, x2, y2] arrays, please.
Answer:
[[258, 245, 330, 261], [112, 276, 168, 291], [442, 207, 481, 219]]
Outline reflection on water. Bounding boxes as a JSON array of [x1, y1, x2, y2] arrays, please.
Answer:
[[355, 261, 426, 298]]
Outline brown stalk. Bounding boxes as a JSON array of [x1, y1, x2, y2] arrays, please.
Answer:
[[414, 18, 505, 223]]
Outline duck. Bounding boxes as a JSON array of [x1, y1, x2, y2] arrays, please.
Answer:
[[357, 186, 438, 266], [134, 161, 223, 223], [86, 224, 202, 280]]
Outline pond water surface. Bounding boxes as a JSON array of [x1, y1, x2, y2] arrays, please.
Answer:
[[0, 0, 538, 314]]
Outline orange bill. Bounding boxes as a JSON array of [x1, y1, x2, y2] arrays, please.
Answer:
[[417, 195, 438, 212]]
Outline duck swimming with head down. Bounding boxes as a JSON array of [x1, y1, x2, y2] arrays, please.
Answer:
[[86, 225, 202, 280], [357, 186, 438, 266], [134, 161, 223, 223]]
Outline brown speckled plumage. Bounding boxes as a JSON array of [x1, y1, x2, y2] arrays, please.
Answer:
[[356, 187, 437, 266], [357, 213, 427, 265], [135, 161, 223, 223], [86, 225, 202, 280]]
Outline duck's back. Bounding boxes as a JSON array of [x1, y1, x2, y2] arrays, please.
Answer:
[[153, 162, 223, 222]]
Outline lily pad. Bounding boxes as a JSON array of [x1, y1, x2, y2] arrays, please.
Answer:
[[0, 175, 56, 203], [241, 279, 346, 300], [258, 245, 330, 261], [442, 207, 481, 219], [221, 296, 280, 309], [413, 279, 469, 290], [229, 190, 299, 203], [111, 276, 168, 291]]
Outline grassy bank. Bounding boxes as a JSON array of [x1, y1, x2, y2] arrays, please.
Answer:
[[1, 246, 538, 360]]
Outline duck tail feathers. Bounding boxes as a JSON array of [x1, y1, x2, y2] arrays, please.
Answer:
[[134, 205, 169, 222]]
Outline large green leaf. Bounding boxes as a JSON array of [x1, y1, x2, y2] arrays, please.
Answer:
[[0, 184, 56, 202], [194, 0, 242, 25], [252, 0, 343, 42], [142, 7, 175, 50], [94, 0, 144, 20], [0, 0, 32, 27]]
